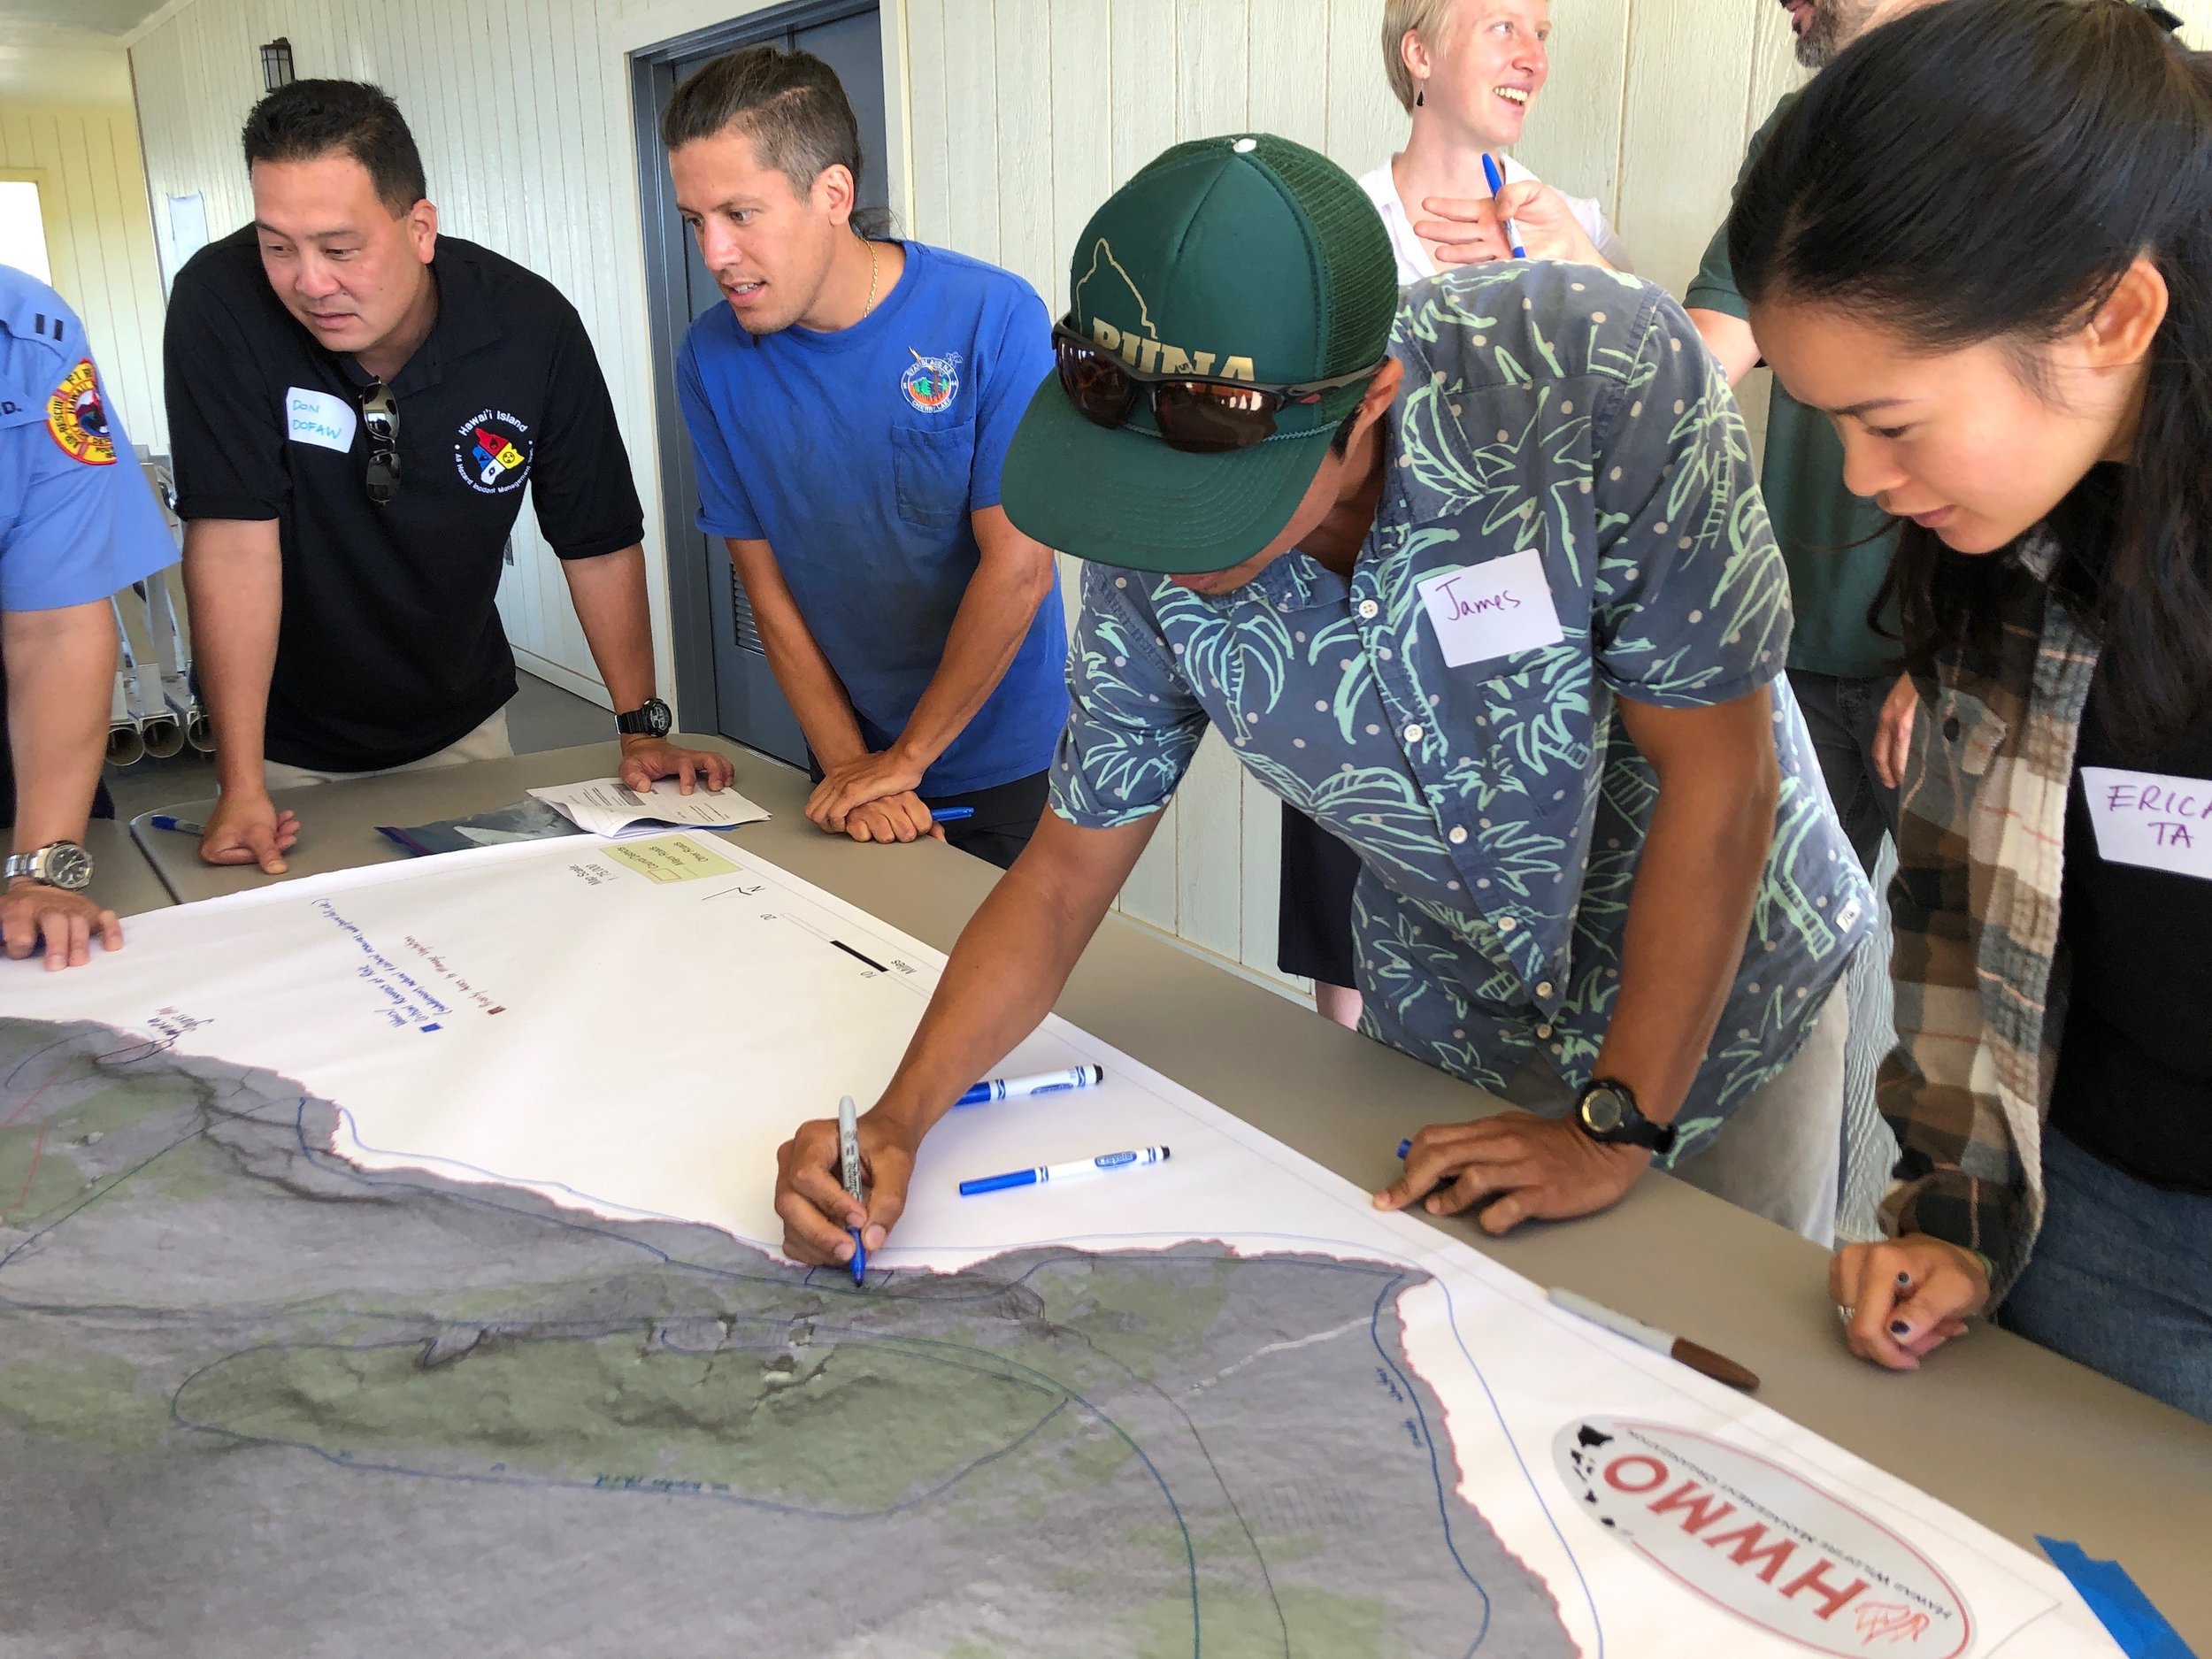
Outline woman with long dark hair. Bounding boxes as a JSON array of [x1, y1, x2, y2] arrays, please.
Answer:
[[1729, 0, 2212, 1420]]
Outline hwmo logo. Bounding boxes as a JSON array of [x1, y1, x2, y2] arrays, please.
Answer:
[[1072, 239, 1256, 381], [1555, 1418, 1973, 1655]]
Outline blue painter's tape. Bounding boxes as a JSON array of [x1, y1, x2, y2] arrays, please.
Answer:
[[2038, 1537, 2197, 1659]]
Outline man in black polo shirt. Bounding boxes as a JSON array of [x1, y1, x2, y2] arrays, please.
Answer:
[[167, 81, 729, 873]]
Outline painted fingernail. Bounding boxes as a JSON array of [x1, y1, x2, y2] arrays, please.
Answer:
[[1888, 1319, 1910, 1338]]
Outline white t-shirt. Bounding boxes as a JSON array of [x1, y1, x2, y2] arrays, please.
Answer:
[[1356, 157, 1631, 284]]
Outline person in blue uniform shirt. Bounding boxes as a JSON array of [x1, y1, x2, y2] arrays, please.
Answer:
[[664, 47, 1066, 870], [0, 266, 176, 970]]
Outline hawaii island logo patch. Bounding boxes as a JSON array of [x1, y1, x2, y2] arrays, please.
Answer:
[[900, 349, 961, 414], [46, 360, 114, 465], [454, 409, 533, 495]]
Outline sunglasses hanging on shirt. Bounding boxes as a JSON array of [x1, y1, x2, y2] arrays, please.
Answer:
[[359, 379, 401, 504], [1051, 320, 1381, 455]]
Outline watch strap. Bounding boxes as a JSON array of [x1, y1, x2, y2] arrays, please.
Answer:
[[4, 841, 93, 891], [615, 698, 671, 737], [1576, 1078, 1677, 1155]]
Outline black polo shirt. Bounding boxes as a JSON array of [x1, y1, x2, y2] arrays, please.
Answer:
[[165, 228, 643, 772]]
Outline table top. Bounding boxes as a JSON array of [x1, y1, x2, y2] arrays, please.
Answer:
[[132, 738, 2212, 1642], [68, 818, 173, 921]]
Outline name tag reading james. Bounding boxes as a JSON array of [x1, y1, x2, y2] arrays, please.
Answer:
[[285, 388, 357, 454], [2081, 765, 2212, 881], [1415, 549, 1565, 669]]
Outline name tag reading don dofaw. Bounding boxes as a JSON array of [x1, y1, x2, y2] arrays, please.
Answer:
[[1416, 549, 1565, 670], [285, 388, 357, 454], [2081, 766, 2212, 881]]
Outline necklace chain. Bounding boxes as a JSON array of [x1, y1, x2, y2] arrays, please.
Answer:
[[863, 240, 879, 319]]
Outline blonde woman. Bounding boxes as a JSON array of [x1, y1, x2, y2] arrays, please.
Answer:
[[1367, 0, 1629, 279]]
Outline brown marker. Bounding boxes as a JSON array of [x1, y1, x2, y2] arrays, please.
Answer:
[[1548, 1286, 1761, 1393]]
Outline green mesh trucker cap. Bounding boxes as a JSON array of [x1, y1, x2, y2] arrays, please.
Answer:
[[1001, 134, 1398, 574]]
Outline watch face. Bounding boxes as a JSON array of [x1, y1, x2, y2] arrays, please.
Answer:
[[1581, 1088, 1625, 1136], [42, 842, 94, 891], [645, 698, 672, 738]]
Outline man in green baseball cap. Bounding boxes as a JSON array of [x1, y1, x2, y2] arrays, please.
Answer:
[[771, 134, 1871, 1266]]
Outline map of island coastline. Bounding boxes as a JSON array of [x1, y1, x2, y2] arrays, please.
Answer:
[[0, 833, 2118, 1657]]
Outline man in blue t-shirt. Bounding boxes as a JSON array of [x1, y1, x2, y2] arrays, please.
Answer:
[[664, 48, 1066, 870]]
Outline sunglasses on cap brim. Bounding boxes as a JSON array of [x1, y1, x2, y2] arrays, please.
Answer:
[[1052, 320, 1384, 456]]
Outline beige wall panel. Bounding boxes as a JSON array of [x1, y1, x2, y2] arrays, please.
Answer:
[[1515, 0, 1633, 225], [991, 0, 1055, 296], [1110, 0, 1179, 180], [941, 0, 1002, 263], [1322, 0, 1399, 172], [1614, 2, 1758, 299], [1248, 0, 1330, 150], [905, 0, 952, 240], [1175, 730, 1245, 959], [1237, 762, 1285, 977], [0, 103, 166, 453]]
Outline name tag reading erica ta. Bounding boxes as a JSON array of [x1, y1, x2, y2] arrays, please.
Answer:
[[2082, 765, 2212, 881], [1416, 549, 1565, 669], [285, 388, 357, 454]]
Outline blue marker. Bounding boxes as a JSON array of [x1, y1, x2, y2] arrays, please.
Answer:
[[955, 1064, 1104, 1108], [959, 1145, 1171, 1198], [149, 815, 204, 835], [930, 806, 975, 824], [837, 1094, 867, 1286], [1481, 152, 1527, 259]]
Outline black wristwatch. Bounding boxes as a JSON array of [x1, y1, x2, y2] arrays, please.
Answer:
[[4, 841, 95, 892], [1573, 1078, 1677, 1155], [615, 697, 672, 739]]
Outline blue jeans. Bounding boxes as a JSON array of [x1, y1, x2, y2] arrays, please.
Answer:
[[1788, 669, 1900, 876], [1999, 1126, 2212, 1423]]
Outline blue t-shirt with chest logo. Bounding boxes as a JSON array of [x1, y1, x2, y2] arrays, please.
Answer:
[[677, 242, 1065, 795]]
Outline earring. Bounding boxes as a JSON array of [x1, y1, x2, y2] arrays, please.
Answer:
[[1416, 86, 1425, 106]]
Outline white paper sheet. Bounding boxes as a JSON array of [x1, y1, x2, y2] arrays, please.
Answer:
[[526, 774, 770, 838], [0, 834, 2122, 1657]]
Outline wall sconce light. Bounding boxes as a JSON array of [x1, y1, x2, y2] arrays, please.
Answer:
[[260, 38, 295, 92]]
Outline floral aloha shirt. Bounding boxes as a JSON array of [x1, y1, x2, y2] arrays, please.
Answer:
[[1048, 263, 1873, 1167]]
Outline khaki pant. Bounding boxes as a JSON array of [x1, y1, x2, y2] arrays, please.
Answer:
[[1503, 978, 1850, 1246], [260, 707, 514, 790]]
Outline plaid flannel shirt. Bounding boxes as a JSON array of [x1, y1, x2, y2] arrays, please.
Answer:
[[1878, 530, 2098, 1300]]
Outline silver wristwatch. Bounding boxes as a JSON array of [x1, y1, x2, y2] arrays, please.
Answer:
[[3, 841, 94, 892]]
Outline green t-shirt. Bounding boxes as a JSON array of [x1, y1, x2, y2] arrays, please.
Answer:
[[1686, 96, 1900, 680]]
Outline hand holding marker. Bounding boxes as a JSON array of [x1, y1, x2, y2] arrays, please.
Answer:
[[836, 1094, 867, 1286], [1481, 152, 1527, 260]]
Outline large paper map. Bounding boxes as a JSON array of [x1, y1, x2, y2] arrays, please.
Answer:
[[0, 834, 2116, 1656]]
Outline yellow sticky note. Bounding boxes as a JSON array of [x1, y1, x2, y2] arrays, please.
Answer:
[[606, 836, 740, 884]]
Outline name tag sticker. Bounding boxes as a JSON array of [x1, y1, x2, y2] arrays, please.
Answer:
[[2081, 765, 2212, 881], [1416, 549, 1565, 669], [285, 387, 357, 454]]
